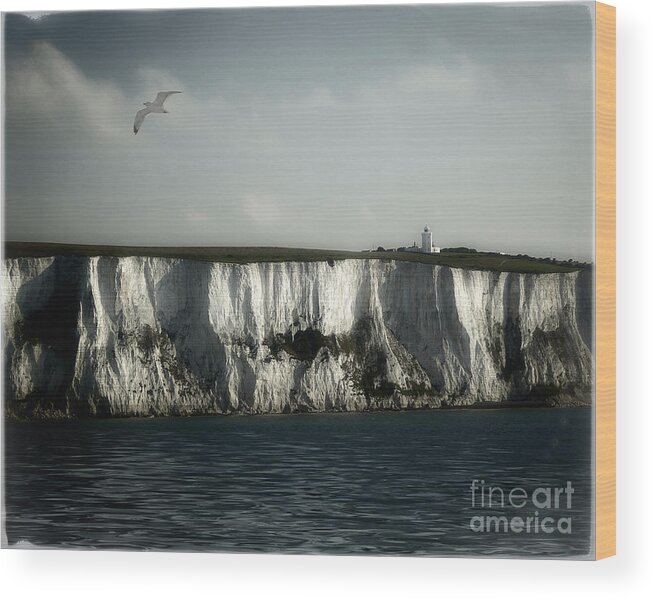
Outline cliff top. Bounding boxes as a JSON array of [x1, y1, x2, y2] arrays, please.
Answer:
[[4, 242, 588, 274]]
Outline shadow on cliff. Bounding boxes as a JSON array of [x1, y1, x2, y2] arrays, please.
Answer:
[[154, 261, 227, 411], [502, 273, 525, 387], [6, 257, 86, 416], [381, 264, 471, 395]]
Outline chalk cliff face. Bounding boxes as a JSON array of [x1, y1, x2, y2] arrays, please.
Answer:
[[2, 256, 592, 417]]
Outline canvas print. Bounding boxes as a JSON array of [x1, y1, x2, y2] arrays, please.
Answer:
[[2, 3, 600, 558]]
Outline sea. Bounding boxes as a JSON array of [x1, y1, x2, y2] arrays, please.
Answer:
[[3, 408, 593, 558]]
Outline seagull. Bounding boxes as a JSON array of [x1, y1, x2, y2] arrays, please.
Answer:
[[133, 91, 182, 134]]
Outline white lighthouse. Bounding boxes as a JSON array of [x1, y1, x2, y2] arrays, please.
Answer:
[[421, 225, 433, 253], [405, 225, 441, 254]]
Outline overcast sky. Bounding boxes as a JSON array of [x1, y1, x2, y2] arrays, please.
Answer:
[[3, 3, 595, 259]]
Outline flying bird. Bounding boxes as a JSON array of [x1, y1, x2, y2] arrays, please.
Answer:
[[133, 91, 182, 134]]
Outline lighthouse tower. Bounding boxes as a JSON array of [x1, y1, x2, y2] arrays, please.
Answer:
[[421, 225, 433, 253]]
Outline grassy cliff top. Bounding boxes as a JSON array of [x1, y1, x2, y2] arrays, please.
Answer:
[[4, 242, 588, 274]]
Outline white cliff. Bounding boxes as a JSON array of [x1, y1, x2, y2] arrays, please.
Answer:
[[2, 256, 592, 417]]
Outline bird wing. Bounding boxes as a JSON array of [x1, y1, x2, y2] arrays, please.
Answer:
[[153, 91, 182, 106], [133, 107, 151, 134]]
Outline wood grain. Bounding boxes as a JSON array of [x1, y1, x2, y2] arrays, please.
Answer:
[[595, 1, 616, 560]]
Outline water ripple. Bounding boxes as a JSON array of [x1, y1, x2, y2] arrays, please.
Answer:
[[4, 408, 592, 557]]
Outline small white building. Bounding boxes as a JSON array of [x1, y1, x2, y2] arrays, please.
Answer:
[[407, 225, 440, 254]]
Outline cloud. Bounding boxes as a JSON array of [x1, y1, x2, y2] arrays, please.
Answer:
[[394, 61, 481, 95], [352, 59, 483, 111], [21, 12, 51, 21], [241, 193, 285, 225], [6, 42, 130, 138], [4, 42, 211, 141], [291, 59, 483, 124], [301, 86, 339, 110]]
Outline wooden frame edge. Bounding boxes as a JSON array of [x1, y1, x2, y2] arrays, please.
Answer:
[[595, 1, 616, 560]]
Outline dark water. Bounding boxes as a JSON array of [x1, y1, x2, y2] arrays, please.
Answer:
[[3, 408, 592, 558]]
